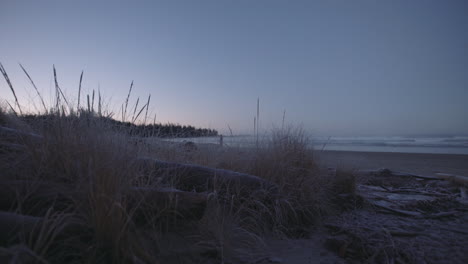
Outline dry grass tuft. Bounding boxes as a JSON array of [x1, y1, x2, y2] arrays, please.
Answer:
[[0, 110, 154, 263]]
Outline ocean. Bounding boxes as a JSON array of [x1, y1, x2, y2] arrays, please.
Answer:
[[167, 135, 468, 155]]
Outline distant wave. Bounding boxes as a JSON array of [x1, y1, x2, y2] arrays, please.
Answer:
[[442, 139, 468, 143], [316, 142, 468, 148], [169, 135, 468, 154], [312, 136, 468, 150]]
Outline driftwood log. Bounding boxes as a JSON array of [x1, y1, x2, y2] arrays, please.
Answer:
[[0, 180, 207, 221], [435, 173, 468, 186], [357, 168, 441, 180], [1, 125, 277, 194], [135, 157, 278, 193], [357, 168, 468, 187]]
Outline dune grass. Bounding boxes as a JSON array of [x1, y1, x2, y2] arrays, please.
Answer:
[[0, 65, 355, 263]]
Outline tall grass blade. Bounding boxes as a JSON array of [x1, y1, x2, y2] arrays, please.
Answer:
[[54, 66, 60, 109], [53, 65, 69, 109], [91, 89, 95, 112], [0, 62, 23, 115], [254, 117, 256, 136], [256, 97, 260, 146], [144, 94, 151, 124], [98, 87, 102, 116], [123, 81, 134, 122], [78, 71, 83, 111], [131, 97, 140, 123], [6, 101, 18, 115], [19, 63, 47, 112], [282, 109, 286, 131], [133, 102, 148, 123]]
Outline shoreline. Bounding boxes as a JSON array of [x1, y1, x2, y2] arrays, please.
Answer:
[[315, 150, 468, 177]]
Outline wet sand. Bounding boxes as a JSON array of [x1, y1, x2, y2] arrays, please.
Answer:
[[315, 150, 468, 177]]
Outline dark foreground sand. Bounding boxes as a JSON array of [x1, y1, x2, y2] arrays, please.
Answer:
[[316, 150, 468, 177]]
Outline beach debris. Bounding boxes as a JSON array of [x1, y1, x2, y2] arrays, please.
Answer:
[[351, 166, 468, 221], [460, 187, 467, 199], [457, 187, 468, 205], [435, 173, 468, 186], [358, 184, 462, 219], [368, 200, 423, 217], [134, 157, 278, 193], [357, 168, 440, 180], [358, 185, 442, 201], [324, 186, 468, 264]]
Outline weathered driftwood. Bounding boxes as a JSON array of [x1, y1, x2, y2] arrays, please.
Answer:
[[460, 187, 467, 200], [357, 168, 440, 180], [358, 184, 439, 202], [358, 182, 462, 219], [134, 157, 278, 193], [389, 171, 440, 180], [435, 173, 468, 186], [369, 200, 422, 217], [0, 180, 207, 221], [383, 188, 447, 197], [326, 224, 422, 238]]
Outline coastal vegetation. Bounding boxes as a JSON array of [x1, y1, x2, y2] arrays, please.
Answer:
[[0, 65, 353, 263]]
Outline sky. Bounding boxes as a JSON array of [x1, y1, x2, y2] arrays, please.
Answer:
[[1, 0, 467, 136]]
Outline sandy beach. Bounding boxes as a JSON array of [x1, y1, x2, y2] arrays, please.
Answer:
[[316, 150, 468, 177]]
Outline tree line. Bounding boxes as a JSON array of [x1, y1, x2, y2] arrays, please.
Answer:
[[20, 114, 218, 138]]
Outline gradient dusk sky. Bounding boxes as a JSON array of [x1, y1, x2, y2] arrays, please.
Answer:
[[1, 0, 467, 136]]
